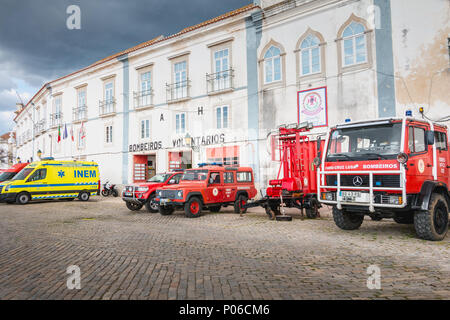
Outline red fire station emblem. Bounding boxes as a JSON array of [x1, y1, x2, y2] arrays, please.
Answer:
[[302, 92, 323, 116]]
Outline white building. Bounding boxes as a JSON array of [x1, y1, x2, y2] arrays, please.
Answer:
[[13, 0, 450, 189]]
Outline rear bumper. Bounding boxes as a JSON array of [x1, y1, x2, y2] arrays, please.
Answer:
[[0, 193, 17, 203]]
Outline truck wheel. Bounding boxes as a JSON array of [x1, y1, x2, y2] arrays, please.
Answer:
[[185, 197, 202, 218], [234, 195, 248, 214], [332, 207, 364, 230], [126, 201, 143, 211], [370, 215, 383, 221], [145, 194, 159, 213], [209, 205, 221, 212], [16, 192, 31, 205], [393, 215, 414, 224], [79, 192, 90, 202], [159, 205, 174, 216], [305, 200, 319, 219], [414, 193, 449, 241]]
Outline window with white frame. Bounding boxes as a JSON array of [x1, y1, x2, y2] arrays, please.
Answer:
[[342, 22, 367, 66], [174, 61, 187, 99], [141, 119, 150, 139], [300, 35, 321, 75], [105, 125, 113, 144], [264, 46, 282, 84], [140, 71, 152, 106], [52, 96, 62, 127], [213, 48, 230, 90], [216, 106, 229, 129], [175, 113, 186, 134], [103, 81, 114, 114], [76, 88, 87, 121]]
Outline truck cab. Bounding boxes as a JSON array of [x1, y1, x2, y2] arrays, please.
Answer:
[[155, 165, 257, 218], [318, 116, 449, 241], [0, 162, 29, 183]]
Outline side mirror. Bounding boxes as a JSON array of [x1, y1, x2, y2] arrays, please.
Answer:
[[169, 179, 176, 184], [426, 131, 435, 145]]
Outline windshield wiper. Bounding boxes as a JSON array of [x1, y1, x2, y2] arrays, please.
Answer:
[[329, 153, 353, 159]]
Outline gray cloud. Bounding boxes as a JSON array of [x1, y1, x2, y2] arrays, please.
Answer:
[[0, 0, 251, 133]]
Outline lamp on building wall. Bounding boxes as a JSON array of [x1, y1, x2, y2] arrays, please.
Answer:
[[184, 133, 199, 152], [37, 149, 42, 159]]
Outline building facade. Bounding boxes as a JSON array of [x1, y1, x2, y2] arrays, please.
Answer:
[[13, 0, 450, 190]]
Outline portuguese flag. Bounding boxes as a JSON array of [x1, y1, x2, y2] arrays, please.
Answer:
[[57, 125, 61, 143]]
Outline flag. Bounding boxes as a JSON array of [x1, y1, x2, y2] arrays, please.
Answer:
[[57, 125, 61, 143], [63, 123, 68, 140], [70, 124, 74, 142], [80, 122, 86, 139]]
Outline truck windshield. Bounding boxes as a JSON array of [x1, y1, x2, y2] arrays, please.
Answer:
[[0, 171, 16, 181], [182, 169, 208, 181], [148, 174, 170, 183], [326, 122, 402, 161], [11, 168, 34, 181]]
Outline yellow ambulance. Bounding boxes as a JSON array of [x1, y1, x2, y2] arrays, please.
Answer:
[[0, 159, 100, 204]]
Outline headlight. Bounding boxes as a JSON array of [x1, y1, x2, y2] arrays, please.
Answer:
[[321, 192, 335, 201], [396, 152, 408, 164], [177, 190, 183, 198], [136, 187, 149, 192]]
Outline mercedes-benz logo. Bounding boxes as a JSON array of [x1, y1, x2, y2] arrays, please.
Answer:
[[353, 176, 363, 186]]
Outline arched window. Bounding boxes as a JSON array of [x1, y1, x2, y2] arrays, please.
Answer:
[[264, 46, 282, 84], [342, 21, 367, 66], [300, 34, 321, 75]]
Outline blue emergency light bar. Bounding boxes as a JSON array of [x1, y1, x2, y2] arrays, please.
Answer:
[[198, 162, 223, 167]]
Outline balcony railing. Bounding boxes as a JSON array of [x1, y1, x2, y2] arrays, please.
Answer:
[[166, 80, 190, 103], [25, 129, 32, 142], [206, 69, 234, 94], [99, 99, 116, 116], [50, 112, 63, 128], [134, 89, 154, 109], [73, 105, 88, 122], [34, 119, 46, 135]]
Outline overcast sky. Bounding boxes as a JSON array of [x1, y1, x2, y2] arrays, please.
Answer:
[[0, 0, 251, 134]]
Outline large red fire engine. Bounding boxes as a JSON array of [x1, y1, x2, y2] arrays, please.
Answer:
[[246, 122, 323, 220], [317, 115, 449, 241]]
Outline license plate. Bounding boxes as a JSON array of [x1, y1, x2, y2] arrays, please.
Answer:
[[339, 191, 369, 203], [160, 199, 170, 204], [124, 192, 132, 197]]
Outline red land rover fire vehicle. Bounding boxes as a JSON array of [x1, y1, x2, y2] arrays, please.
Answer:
[[122, 171, 183, 212], [0, 162, 29, 183], [155, 164, 257, 218], [317, 115, 449, 240]]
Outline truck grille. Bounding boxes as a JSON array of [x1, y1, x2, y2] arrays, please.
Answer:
[[326, 175, 400, 188], [159, 190, 178, 199]]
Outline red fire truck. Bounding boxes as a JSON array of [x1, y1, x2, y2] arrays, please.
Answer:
[[317, 115, 449, 241], [246, 122, 323, 220]]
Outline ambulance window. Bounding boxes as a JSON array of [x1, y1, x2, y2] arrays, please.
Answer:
[[409, 127, 426, 153], [27, 169, 47, 182]]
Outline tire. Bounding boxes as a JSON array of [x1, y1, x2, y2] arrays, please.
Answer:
[[332, 206, 364, 230], [111, 189, 119, 197], [209, 205, 221, 212], [393, 215, 414, 224], [126, 201, 143, 211], [305, 199, 319, 219], [79, 192, 90, 202], [234, 194, 248, 214], [101, 190, 109, 197], [159, 205, 175, 216], [414, 193, 449, 241], [16, 192, 30, 205], [145, 194, 159, 213], [185, 197, 202, 218], [370, 215, 383, 221]]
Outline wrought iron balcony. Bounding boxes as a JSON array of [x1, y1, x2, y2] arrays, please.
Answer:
[[73, 105, 88, 122], [134, 89, 154, 109], [99, 99, 116, 117], [50, 112, 63, 128], [34, 119, 46, 135], [166, 79, 190, 103], [206, 69, 234, 94]]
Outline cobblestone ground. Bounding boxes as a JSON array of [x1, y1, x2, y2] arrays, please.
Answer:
[[0, 197, 449, 300]]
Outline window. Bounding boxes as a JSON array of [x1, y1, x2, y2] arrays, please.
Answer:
[[175, 113, 186, 134], [237, 171, 252, 182], [224, 172, 234, 183], [174, 61, 187, 99], [105, 125, 113, 144], [435, 131, 448, 150], [213, 48, 230, 90], [140, 71, 152, 106], [408, 127, 426, 153], [216, 106, 229, 129], [76, 89, 87, 121], [78, 89, 86, 108], [264, 46, 282, 83], [141, 119, 150, 139], [342, 22, 367, 66], [300, 35, 321, 75], [103, 81, 114, 114], [209, 172, 221, 184], [27, 169, 47, 182]]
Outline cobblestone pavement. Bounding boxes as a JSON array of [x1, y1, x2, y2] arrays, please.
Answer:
[[0, 197, 449, 300]]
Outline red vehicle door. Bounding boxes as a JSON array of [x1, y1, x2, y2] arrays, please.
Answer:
[[407, 124, 433, 192], [205, 171, 224, 204], [435, 130, 449, 186], [222, 171, 237, 202]]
